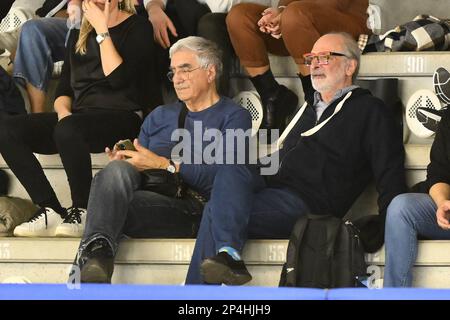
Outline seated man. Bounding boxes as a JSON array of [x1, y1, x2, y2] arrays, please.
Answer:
[[384, 110, 450, 287], [226, 0, 370, 132], [71, 36, 252, 284], [185, 32, 407, 285]]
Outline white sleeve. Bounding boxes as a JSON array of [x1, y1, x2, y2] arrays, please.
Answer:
[[205, 0, 272, 13], [143, 0, 167, 10]]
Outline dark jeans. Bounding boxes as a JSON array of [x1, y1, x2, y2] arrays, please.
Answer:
[[185, 165, 311, 284], [80, 161, 203, 255], [0, 110, 141, 209], [197, 12, 234, 97]]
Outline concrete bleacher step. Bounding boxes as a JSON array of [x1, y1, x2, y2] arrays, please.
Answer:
[[1, 237, 450, 288], [0, 136, 439, 287], [0, 237, 287, 286]]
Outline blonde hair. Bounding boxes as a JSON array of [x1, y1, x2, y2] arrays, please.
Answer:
[[75, 0, 136, 55]]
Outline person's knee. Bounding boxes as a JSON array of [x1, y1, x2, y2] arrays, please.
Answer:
[[20, 19, 45, 41], [386, 193, 421, 225], [226, 3, 251, 30], [53, 117, 80, 145], [281, 2, 314, 32], [94, 160, 138, 186], [198, 13, 224, 37], [215, 165, 251, 183]]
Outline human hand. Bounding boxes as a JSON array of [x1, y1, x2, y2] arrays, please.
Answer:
[[105, 144, 125, 161], [147, 3, 177, 49], [117, 139, 168, 170], [82, 0, 109, 34], [436, 200, 450, 230], [257, 7, 281, 34], [67, 0, 82, 29]]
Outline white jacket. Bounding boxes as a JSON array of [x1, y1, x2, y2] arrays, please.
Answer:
[[143, 0, 272, 13]]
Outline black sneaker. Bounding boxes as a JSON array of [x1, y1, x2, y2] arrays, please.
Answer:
[[201, 252, 252, 285], [79, 238, 114, 284]]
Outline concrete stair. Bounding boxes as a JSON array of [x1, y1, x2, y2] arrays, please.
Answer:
[[3, 46, 450, 288], [0, 144, 448, 288], [1, 236, 450, 288]]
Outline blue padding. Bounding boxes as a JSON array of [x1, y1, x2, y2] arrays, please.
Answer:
[[327, 288, 450, 300], [0, 284, 325, 300], [2, 284, 450, 300]]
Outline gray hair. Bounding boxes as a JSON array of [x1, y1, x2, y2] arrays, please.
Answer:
[[328, 32, 361, 82], [169, 36, 223, 80]]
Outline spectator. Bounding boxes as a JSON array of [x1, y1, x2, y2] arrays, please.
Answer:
[[185, 32, 406, 285], [0, 0, 66, 60], [144, 0, 271, 97], [11, 0, 162, 114], [0, 0, 156, 238], [71, 36, 251, 284], [226, 0, 370, 132], [384, 108, 450, 287]]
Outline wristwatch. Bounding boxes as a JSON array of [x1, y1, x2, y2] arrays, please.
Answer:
[[166, 159, 176, 174], [96, 32, 110, 44]]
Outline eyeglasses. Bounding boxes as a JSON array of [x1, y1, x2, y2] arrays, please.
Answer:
[[302, 51, 349, 66], [167, 66, 201, 82]]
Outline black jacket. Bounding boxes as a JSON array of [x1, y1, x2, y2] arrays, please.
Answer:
[[269, 88, 407, 221], [427, 109, 450, 187]]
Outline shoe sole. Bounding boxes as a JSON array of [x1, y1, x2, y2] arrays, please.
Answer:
[[80, 260, 111, 284], [201, 259, 252, 286], [13, 227, 58, 237]]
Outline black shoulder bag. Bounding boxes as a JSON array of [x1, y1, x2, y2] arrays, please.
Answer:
[[140, 104, 206, 204]]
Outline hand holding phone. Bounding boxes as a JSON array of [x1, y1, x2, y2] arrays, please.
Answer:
[[115, 139, 136, 151]]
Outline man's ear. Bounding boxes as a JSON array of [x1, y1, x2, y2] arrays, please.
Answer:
[[207, 65, 217, 83], [346, 59, 357, 78]]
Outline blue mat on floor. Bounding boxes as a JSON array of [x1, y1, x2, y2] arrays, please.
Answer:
[[0, 284, 324, 300], [0, 284, 450, 300]]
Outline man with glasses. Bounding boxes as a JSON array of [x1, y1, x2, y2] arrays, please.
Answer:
[[185, 32, 406, 285], [226, 0, 369, 133], [70, 36, 252, 284]]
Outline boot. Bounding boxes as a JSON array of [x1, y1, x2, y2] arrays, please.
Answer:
[[265, 85, 298, 132], [79, 238, 114, 284]]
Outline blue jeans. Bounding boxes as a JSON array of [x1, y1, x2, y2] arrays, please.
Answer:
[[78, 161, 204, 255], [384, 193, 450, 287], [13, 17, 67, 91], [185, 165, 310, 284]]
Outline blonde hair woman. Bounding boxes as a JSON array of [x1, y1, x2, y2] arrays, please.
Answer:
[[0, 0, 158, 239]]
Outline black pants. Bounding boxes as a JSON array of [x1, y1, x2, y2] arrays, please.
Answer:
[[197, 12, 234, 97], [0, 0, 14, 20], [0, 109, 141, 209]]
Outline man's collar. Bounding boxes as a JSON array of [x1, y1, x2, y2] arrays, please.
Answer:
[[313, 85, 359, 106]]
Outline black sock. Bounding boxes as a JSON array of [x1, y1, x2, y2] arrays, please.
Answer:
[[250, 69, 280, 102], [299, 74, 315, 104]]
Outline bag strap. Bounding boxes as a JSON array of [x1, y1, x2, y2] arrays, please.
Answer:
[[178, 102, 189, 130], [175, 102, 189, 159]]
